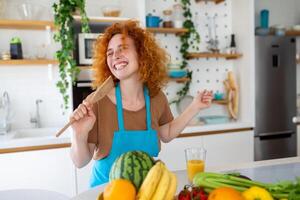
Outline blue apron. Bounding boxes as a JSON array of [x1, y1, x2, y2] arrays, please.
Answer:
[[90, 83, 159, 187]]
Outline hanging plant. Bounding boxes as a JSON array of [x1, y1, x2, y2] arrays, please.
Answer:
[[170, 0, 201, 104], [53, 0, 90, 110]]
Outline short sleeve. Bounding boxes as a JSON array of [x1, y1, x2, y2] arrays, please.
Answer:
[[87, 102, 98, 144], [158, 92, 174, 126]]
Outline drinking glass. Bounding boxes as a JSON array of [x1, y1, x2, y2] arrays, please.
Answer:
[[185, 147, 206, 183]]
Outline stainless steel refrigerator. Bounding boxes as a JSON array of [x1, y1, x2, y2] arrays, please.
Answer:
[[255, 36, 297, 161]]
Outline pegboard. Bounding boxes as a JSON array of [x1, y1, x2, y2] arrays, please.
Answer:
[[146, 0, 236, 117]]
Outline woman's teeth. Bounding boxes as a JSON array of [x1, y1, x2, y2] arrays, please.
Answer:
[[114, 62, 128, 70]]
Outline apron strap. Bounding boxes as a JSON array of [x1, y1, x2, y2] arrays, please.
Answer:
[[115, 83, 153, 131], [116, 83, 125, 131], [144, 86, 153, 131]]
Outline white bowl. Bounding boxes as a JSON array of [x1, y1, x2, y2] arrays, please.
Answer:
[[102, 5, 121, 17]]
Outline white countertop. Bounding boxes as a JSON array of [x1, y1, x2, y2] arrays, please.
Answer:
[[182, 121, 253, 134], [0, 122, 254, 150], [71, 156, 300, 200], [0, 127, 71, 150]]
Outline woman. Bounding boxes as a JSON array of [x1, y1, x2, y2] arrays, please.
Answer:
[[70, 20, 213, 187]]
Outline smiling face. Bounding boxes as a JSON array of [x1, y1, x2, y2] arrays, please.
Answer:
[[106, 34, 139, 81]]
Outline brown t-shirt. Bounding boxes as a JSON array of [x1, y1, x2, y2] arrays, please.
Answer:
[[87, 90, 174, 160]]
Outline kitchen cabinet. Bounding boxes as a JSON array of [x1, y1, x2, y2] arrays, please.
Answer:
[[0, 148, 76, 197], [75, 130, 254, 194], [76, 160, 94, 194], [158, 131, 254, 171]]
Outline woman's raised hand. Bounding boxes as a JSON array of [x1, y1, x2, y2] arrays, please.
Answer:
[[191, 90, 214, 110], [70, 100, 96, 140]]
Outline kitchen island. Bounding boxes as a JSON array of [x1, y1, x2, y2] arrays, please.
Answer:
[[71, 156, 300, 199]]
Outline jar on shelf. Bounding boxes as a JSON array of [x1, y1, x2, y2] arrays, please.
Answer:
[[172, 4, 184, 28], [1, 51, 11, 60], [162, 9, 173, 28]]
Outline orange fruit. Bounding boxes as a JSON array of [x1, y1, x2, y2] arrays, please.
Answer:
[[208, 187, 245, 200], [103, 179, 136, 200]]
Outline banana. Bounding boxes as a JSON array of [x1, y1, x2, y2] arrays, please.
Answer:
[[164, 171, 178, 200], [151, 164, 171, 200], [137, 161, 163, 200]]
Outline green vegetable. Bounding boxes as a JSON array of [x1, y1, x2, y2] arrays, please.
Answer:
[[193, 172, 300, 200]]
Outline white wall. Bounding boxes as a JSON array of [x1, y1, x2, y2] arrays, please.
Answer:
[[0, 0, 144, 130], [0, 0, 66, 130], [255, 0, 300, 27]]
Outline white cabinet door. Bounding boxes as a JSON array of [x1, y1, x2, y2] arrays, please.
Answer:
[[76, 160, 94, 194], [0, 148, 76, 197], [158, 131, 254, 171]]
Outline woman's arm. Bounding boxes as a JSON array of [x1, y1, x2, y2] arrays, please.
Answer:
[[70, 101, 97, 168], [70, 137, 95, 168], [159, 90, 213, 143]]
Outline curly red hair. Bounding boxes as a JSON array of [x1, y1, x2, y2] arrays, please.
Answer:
[[91, 20, 169, 97]]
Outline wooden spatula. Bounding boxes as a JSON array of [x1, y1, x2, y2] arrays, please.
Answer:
[[55, 76, 114, 137]]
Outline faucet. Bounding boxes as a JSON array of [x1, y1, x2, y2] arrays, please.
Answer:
[[30, 99, 43, 128], [0, 91, 11, 134]]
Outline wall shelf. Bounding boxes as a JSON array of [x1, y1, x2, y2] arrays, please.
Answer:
[[168, 77, 190, 83], [0, 59, 58, 65], [146, 27, 188, 35], [212, 99, 229, 105], [0, 19, 55, 30], [196, 0, 225, 4], [285, 30, 300, 36], [186, 52, 243, 60], [73, 15, 131, 23]]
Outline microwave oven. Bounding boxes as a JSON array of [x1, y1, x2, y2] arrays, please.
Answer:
[[78, 33, 103, 65]]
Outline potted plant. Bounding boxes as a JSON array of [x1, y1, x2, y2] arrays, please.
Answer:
[[53, 0, 90, 111]]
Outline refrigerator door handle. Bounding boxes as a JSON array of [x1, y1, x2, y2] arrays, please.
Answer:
[[256, 130, 295, 138], [256, 130, 294, 138]]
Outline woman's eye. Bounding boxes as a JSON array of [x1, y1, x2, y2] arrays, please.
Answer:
[[120, 46, 128, 51], [107, 52, 113, 57]]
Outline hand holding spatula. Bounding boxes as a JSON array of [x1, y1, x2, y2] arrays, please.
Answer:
[[55, 76, 114, 137]]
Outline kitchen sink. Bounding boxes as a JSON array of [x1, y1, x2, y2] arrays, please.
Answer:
[[13, 127, 61, 139]]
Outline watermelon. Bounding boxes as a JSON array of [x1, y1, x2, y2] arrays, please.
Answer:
[[109, 151, 154, 190]]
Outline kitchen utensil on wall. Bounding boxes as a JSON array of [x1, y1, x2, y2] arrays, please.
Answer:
[[55, 76, 114, 137], [207, 15, 219, 52], [146, 14, 162, 28], [223, 71, 238, 119]]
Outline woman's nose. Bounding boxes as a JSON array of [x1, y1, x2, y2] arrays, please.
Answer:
[[113, 48, 122, 59]]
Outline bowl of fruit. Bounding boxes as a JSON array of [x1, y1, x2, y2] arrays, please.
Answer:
[[101, 151, 178, 200]]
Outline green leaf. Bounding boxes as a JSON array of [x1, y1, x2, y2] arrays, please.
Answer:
[[52, 0, 90, 111]]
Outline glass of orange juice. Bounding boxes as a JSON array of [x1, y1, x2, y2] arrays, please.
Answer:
[[185, 147, 206, 183]]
